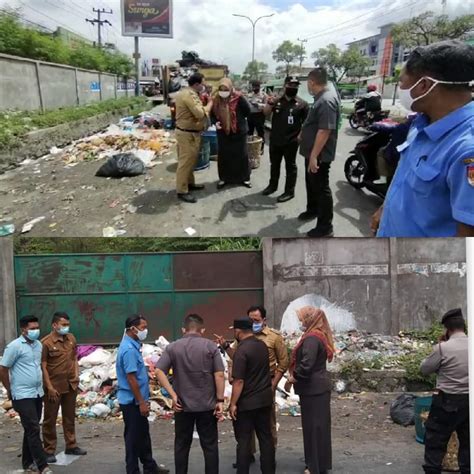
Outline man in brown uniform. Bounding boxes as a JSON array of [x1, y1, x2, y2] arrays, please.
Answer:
[[216, 305, 289, 467], [175, 72, 213, 204], [41, 312, 86, 464]]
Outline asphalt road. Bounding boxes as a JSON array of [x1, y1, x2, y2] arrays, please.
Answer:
[[0, 393, 424, 474], [0, 117, 382, 238]]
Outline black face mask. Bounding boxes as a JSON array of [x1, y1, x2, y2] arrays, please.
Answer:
[[253, 89, 260, 94], [285, 88, 298, 98]]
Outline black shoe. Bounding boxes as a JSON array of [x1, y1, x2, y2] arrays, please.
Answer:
[[144, 467, 170, 474], [298, 210, 318, 221], [232, 455, 256, 469], [217, 181, 226, 190], [188, 184, 205, 191], [262, 186, 277, 196], [243, 181, 252, 188], [177, 193, 197, 204], [45, 454, 57, 464], [277, 192, 294, 203], [65, 447, 87, 455], [307, 227, 334, 238]]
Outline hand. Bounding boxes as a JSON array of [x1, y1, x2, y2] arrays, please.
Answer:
[[214, 402, 224, 420], [284, 380, 293, 393], [48, 389, 60, 403], [370, 206, 383, 236], [308, 157, 319, 174], [171, 394, 183, 412], [297, 132, 302, 143], [139, 401, 150, 417], [229, 404, 238, 421], [214, 334, 226, 347], [267, 97, 276, 106], [216, 122, 223, 130], [271, 378, 278, 392], [287, 375, 296, 384]]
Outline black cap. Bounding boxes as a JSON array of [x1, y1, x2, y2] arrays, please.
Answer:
[[232, 317, 253, 330], [441, 308, 464, 325], [285, 76, 300, 86]]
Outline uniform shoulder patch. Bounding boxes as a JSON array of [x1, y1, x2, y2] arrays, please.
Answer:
[[463, 157, 474, 165], [467, 164, 474, 187]]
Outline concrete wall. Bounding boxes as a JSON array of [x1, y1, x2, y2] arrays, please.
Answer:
[[263, 238, 467, 335], [0, 238, 17, 353], [0, 53, 125, 112]]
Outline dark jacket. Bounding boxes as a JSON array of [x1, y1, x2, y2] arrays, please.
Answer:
[[293, 336, 332, 396], [211, 96, 251, 136]]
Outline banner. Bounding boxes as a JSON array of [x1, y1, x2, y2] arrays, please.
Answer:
[[121, 0, 173, 38]]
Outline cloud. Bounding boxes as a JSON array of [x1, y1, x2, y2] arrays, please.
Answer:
[[0, 0, 470, 74]]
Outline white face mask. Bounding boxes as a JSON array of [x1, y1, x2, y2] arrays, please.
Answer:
[[133, 326, 148, 341], [219, 91, 230, 99], [398, 76, 473, 112]]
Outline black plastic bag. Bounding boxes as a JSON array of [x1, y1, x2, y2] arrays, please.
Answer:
[[96, 153, 145, 178], [390, 393, 418, 426]]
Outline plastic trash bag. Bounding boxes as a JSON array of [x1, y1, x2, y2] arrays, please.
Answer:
[[90, 403, 111, 418], [390, 393, 417, 426], [95, 153, 145, 178]]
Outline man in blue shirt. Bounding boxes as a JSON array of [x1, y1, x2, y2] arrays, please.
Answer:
[[372, 40, 474, 237], [0, 315, 51, 474], [116, 315, 169, 474]]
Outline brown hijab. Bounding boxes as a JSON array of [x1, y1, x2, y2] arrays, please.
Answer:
[[289, 307, 335, 375], [212, 78, 241, 135]]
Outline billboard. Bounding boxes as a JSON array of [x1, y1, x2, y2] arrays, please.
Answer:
[[121, 0, 173, 38]]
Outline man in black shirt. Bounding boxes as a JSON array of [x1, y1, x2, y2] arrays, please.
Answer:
[[229, 318, 275, 474], [263, 77, 309, 203]]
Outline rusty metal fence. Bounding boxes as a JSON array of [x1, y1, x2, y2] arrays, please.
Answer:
[[14, 251, 263, 344]]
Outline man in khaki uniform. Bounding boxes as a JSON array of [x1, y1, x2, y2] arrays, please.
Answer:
[[174, 72, 213, 204], [216, 305, 289, 467], [41, 312, 86, 464]]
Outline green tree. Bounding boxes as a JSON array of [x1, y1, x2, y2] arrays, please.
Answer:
[[272, 40, 301, 75], [312, 44, 370, 84], [392, 11, 474, 47], [242, 60, 269, 81]]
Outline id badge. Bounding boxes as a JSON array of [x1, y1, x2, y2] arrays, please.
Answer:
[[288, 115, 294, 125]]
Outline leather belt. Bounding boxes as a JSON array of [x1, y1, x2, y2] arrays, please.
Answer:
[[176, 126, 201, 133]]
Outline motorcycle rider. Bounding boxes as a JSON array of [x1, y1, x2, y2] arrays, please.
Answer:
[[355, 84, 382, 123]]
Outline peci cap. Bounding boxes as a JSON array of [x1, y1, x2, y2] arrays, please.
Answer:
[[441, 308, 464, 326], [231, 317, 253, 330], [285, 76, 300, 86]]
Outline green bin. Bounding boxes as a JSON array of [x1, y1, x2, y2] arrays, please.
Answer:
[[415, 395, 432, 444]]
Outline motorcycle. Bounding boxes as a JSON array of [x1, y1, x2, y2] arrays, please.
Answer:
[[344, 126, 394, 199], [349, 103, 390, 130]]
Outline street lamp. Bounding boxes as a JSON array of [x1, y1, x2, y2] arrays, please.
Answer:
[[232, 13, 275, 63]]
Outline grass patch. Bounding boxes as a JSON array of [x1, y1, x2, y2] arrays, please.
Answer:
[[0, 97, 147, 150]]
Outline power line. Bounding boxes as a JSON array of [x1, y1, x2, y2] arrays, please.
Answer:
[[86, 7, 113, 48], [0, 7, 54, 32]]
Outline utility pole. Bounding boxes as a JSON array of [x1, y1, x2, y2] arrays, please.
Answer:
[[297, 38, 308, 69], [86, 8, 113, 48]]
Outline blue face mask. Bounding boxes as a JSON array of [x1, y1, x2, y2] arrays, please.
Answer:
[[252, 323, 264, 333], [57, 326, 70, 336], [27, 329, 40, 341]]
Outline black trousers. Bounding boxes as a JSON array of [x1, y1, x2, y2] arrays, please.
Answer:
[[120, 403, 159, 474], [248, 113, 265, 151], [12, 397, 48, 471], [423, 393, 470, 474], [175, 410, 219, 474], [304, 160, 333, 230], [268, 142, 298, 194], [233, 406, 275, 474]]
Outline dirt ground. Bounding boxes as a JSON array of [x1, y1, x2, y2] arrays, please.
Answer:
[[0, 393, 424, 474], [0, 113, 381, 239]]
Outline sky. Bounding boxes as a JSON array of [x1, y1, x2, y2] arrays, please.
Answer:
[[0, 0, 472, 74]]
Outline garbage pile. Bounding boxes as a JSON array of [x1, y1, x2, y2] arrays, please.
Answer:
[[44, 112, 175, 170]]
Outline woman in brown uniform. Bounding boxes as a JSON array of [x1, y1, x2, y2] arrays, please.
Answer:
[[288, 307, 335, 474]]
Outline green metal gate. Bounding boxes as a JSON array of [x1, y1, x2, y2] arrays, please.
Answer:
[[14, 251, 263, 344]]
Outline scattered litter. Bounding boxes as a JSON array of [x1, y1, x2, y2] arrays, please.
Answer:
[[49, 146, 62, 155], [109, 199, 121, 208], [127, 205, 138, 214], [53, 452, 82, 466], [21, 216, 45, 233], [0, 224, 15, 236], [90, 403, 111, 418], [185, 227, 196, 236], [102, 227, 127, 238], [96, 153, 146, 178], [335, 380, 347, 394]]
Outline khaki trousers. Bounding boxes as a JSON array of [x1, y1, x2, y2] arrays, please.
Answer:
[[42, 389, 78, 454], [176, 130, 202, 194]]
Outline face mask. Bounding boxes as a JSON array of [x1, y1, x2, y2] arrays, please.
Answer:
[[285, 88, 298, 98], [252, 322, 264, 333], [219, 91, 230, 99], [398, 76, 473, 112], [134, 327, 148, 341], [57, 326, 70, 336], [253, 89, 260, 94], [27, 329, 40, 341]]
